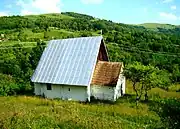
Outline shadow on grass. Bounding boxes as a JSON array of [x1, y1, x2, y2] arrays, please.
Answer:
[[117, 94, 137, 103], [80, 96, 116, 105], [148, 98, 180, 129]]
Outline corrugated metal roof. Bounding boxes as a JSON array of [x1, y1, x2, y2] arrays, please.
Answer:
[[31, 36, 103, 86]]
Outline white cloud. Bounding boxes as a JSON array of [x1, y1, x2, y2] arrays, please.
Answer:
[[21, 10, 37, 15], [0, 12, 8, 17], [171, 5, 176, 10], [159, 12, 178, 21], [81, 0, 104, 4], [162, 0, 173, 3], [16, 0, 63, 15]]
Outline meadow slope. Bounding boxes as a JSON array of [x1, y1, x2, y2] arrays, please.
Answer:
[[0, 83, 179, 129]]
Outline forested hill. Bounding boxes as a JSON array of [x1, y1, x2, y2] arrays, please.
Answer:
[[0, 12, 180, 83]]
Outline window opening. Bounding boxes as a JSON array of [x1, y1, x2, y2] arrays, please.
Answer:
[[47, 84, 52, 90]]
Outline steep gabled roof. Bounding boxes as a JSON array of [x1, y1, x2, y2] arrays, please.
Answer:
[[91, 61, 123, 86], [31, 36, 108, 86]]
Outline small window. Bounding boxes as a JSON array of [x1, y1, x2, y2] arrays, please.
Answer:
[[47, 83, 52, 90], [68, 88, 70, 91]]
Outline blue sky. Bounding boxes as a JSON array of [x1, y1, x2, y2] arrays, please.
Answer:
[[0, 0, 180, 25]]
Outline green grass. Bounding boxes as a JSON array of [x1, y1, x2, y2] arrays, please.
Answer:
[[138, 23, 176, 30], [41, 13, 74, 19], [24, 13, 74, 21], [0, 96, 157, 129], [45, 29, 78, 38], [125, 81, 180, 99], [21, 29, 44, 39], [1, 28, 100, 43], [168, 84, 180, 92], [0, 82, 179, 129], [0, 28, 100, 48]]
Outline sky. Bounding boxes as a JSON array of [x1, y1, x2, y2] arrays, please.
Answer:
[[0, 0, 180, 25]]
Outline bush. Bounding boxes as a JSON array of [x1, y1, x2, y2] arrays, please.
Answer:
[[149, 98, 180, 129], [0, 74, 20, 96], [0, 74, 32, 96]]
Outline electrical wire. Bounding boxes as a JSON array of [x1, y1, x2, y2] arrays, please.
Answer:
[[0, 44, 180, 57], [118, 47, 180, 57], [0, 45, 47, 49]]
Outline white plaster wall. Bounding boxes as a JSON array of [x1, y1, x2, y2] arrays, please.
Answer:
[[34, 83, 88, 101], [121, 66, 126, 95], [115, 74, 126, 99], [122, 76, 126, 94], [90, 85, 115, 101], [34, 83, 42, 95], [87, 85, 91, 102], [114, 81, 121, 100]]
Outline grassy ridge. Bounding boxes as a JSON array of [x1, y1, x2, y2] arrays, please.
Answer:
[[24, 13, 74, 21], [1, 28, 99, 43], [139, 23, 176, 29]]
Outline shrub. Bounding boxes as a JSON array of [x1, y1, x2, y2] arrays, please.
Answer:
[[0, 74, 20, 96], [0, 73, 32, 96]]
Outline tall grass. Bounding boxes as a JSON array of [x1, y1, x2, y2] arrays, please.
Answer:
[[0, 96, 154, 129], [0, 83, 179, 129]]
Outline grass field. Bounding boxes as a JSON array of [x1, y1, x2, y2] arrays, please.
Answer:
[[0, 82, 179, 129], [0, 28, 100, 48], [24, 13, 74, 21], [0, 28, 100, 45], [138, 23, 176, 29]]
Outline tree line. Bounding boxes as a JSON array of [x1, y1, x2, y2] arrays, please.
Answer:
[[0, 12, 180, 95]]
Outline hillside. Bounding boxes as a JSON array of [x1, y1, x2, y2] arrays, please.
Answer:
[[0, 12, 180, 129], [24, 13, 74, 20], [138, 23, 180, 33], [0, 12, 180, 82], [139, 23, 177, 29]]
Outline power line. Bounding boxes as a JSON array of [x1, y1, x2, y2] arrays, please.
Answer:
[[0, 41, 48, 47], [0, 44, 180, 57], [107, 43, 180, 56], [1, 43, 179, 55], [117, 44, 180, 56], [0, 42, 37, 47], [119, 47, 180, 57], [0, 45, 47, 49]]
